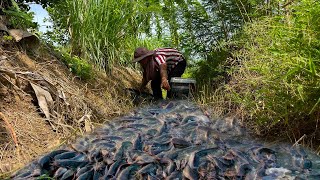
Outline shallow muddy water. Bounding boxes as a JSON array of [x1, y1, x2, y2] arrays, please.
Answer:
[[13, 100, 320, 179]]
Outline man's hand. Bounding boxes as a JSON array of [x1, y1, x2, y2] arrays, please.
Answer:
[[161, 78, 171, 91], [159, 64, 170, 91]]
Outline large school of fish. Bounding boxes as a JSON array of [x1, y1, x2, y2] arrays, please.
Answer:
[[12, 100, 320, 179]]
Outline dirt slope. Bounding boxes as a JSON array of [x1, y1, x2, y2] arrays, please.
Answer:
[[0, 44, 143, 177]]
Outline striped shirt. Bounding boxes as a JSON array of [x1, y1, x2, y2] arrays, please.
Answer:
[[154, 48, 185, 73]]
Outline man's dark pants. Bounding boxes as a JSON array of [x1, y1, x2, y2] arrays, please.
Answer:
[[151, 60, 187, 99]]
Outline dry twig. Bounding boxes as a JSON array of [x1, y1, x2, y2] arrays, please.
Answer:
[[292, 134, 306, 147], [0, 112, 18, 147]]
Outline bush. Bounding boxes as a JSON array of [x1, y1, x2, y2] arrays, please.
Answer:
[[2, 0, 38, 30], [191, 49, 232, 87], [227, 0, 320, 131], [61, 52, 94, 80]]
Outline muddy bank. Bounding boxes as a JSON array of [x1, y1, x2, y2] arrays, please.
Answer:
[[0, 46, 142, 176]]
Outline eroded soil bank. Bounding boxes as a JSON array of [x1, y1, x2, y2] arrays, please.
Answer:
[[0, 45, 143, 176]]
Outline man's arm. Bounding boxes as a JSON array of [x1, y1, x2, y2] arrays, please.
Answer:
[[160, 63, 170, 91]]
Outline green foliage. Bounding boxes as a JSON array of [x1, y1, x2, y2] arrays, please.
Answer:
[[1, 0, 60, 11], [191, 49, 231, 86], [60, 49, 94, 80], [2, 0, 37, 29], [44, 2, 70, 45], [47, 0, 164, 71], [2, 35, 13, 41], [228, 0, 320, 128], [45, 0, 258, 71], [181, 67, 193, 79], [18, 0, 61, 8], [4, 9, 37, 29]]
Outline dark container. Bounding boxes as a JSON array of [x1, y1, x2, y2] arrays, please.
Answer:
[[170, 77, 196, 98]]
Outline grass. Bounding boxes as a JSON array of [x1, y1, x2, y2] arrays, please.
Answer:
[[229, 0, 320, 128], [60, 51, 94, 80], [64, 0, 163, 71], [194, 0, 320, 149]]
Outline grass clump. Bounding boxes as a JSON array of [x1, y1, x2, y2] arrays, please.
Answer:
[[61, 51, 94, 80], [226, 0, 320, 138], [192, 0, 320, 148], [60, 0, 163, 71]]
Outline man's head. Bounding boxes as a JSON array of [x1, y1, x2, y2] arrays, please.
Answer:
[[133, 47, 154, 64], [134, 47, 149, 59]]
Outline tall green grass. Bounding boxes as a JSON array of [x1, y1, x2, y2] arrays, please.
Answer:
[[66, 0, 163, 71], [226, 0, 320, 131]]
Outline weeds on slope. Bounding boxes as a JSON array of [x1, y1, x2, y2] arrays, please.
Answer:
[[195, 0, 320, 151], [226, 0, 320, 148]]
